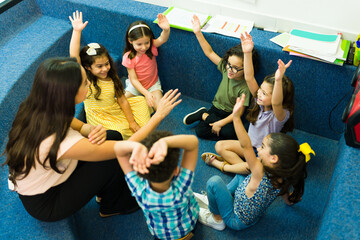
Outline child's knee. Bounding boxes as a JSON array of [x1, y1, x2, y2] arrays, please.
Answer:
[[206, 175, 223, 189], [215, 141, 225, 154], [195, 125, 207, 138]]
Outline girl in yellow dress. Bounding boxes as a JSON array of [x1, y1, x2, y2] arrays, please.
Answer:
[[69, 11, 150, 139]]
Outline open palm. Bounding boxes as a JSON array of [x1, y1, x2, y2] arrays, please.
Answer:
[[240, 32, 254, 53], [69, 10, 88, 31]]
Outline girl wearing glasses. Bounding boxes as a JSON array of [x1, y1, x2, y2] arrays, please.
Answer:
[[203, 32, 295, 175], [183, 15, 257, 141]]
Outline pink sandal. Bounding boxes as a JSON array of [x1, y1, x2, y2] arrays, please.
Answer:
[[201, 152, 224, 165]]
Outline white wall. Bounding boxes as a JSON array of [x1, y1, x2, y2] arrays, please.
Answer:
[[136, 0, 360, 41]]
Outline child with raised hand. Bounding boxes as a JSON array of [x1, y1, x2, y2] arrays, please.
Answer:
[[3, 57, 182, 222], [114, 131, 199, 240], [69, 11, 150, 140], [122, 14, 170, 111], [182, 15, 253, 141], [194, 94, 314, 231], [203, 32, 295, 174]]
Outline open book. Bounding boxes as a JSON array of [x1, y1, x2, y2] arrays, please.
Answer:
[[154, 7, 211, 32], [154, 7, 254, 37]]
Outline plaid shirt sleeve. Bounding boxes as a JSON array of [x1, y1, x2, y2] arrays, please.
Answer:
[[125, 171, 145, 200]]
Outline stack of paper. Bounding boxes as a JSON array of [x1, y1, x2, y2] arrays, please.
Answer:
[[202, 15, 254, 38], [270, 29, 350, 66]]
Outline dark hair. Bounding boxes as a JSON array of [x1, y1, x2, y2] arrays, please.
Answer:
[[264, 133, 308, 204], [79, 43, 124, 100], [123, 21, 155, 60], [246, 73, 295, 132], [221, 45, 259, 74], [3, 58, 82, 186], [138, 131, 180, 183]]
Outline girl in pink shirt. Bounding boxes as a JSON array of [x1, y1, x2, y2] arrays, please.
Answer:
[[122, 14, 170, 111]]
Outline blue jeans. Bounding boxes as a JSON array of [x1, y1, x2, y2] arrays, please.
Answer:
[[206, 175, 252, 230]]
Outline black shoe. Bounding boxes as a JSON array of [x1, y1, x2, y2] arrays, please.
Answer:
[[99, 204, 140, 218], [183, 107, 207, 125]]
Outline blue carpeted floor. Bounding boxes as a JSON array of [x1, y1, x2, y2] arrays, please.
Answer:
[[0, 96, 339, 240], [1, 0, 358, 239], [65, 96, 338, 240]]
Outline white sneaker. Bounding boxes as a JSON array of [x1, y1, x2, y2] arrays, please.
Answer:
[[193, 192, 209, 209], [198, 207, 226, 231]]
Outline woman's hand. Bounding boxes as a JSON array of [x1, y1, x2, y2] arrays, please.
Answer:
[[240, 32, 254, 54], [88, 125, 107, 145], [69, 10, 88, 32], [155, 89, 182, 119]]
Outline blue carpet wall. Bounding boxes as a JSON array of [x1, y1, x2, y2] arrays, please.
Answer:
[[0, 0, 359, 239]]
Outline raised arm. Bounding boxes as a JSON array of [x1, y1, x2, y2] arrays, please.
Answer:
[[272, 59, 292, 122], [128, 89, 182, 142], [114, 140, 148, 175], [209, 109, 243, 137], [162, 135, 198, 172], [153, 13, 170, 48], [240, 32, 259, 97], [233, 94, 263, 179], [192, 15, 221, 65], [69, 10, 88, 63]]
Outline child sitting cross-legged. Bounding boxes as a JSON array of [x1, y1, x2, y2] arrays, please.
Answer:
[[114, 131, 199, 240]]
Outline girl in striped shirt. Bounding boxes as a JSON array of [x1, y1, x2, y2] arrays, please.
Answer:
[[69, 11, 150, 140]]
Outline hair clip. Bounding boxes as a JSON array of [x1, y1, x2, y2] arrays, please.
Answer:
[[128, 24, 150, 34], [298, 143, 315, 162], [86, 43, 101, 56]]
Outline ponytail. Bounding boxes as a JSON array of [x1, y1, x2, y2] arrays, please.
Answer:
[[264, 134, 314, 204]]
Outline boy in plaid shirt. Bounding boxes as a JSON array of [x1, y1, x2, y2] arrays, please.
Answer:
[[114, 131, 199, 240]]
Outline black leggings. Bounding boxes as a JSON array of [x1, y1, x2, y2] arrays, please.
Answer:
[[195, 105, 237, 141], [18, 130, 138, 222]]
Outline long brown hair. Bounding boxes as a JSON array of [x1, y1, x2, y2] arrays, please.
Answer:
[[80, 43, 124, 100], [124, 21, 155, 60], [264, 133, 308, 204], [3, 58, 82, 186], [246, 73, 295, 133]]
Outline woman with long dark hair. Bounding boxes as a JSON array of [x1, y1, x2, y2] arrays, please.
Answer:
[[3, 57, 181, 221]]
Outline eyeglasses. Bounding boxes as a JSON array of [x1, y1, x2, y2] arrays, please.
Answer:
[[226, 62, 243, 74]]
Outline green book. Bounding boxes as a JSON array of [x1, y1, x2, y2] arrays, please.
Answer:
[[154, 7, 211, 32]]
